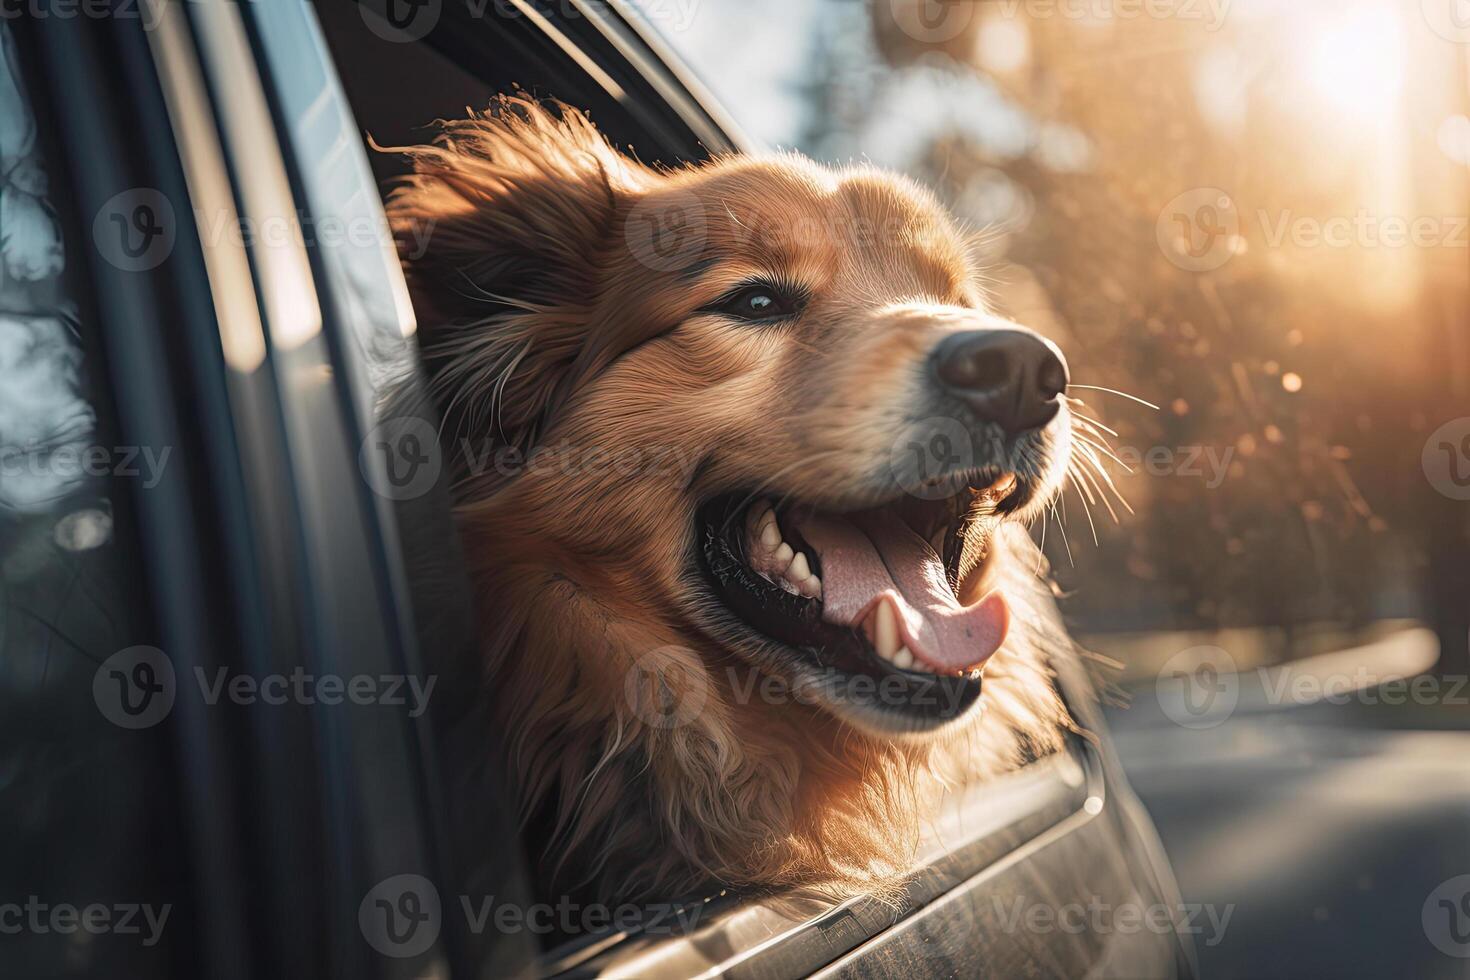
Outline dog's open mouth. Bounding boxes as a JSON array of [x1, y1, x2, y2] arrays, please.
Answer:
[[696, 471, 1026, 727]]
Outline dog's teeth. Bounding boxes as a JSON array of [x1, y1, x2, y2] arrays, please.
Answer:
[[874, 600, 899, 659], [787, 552, 810, 581], [773, 542, 794, 566], [800, 575, 822, 599], [892, 647, 914, 670], [760, 521, 781, 550]]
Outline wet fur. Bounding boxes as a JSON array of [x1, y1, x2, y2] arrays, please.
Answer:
[[385, 97, 1073, 905]]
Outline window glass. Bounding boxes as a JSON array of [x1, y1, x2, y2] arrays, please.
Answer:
[[0, 22, 191, 979]]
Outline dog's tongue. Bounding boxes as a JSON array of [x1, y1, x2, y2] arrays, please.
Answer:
[[792, 510, 1008, 673]]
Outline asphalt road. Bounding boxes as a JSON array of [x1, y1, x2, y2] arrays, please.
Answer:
[[1106, 695, 1470, 979]]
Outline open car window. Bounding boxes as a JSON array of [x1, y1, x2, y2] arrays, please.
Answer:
[[315, 5, 1184, 979]]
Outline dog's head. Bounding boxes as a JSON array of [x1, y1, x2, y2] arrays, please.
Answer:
[[387, 97, 1072, 739]]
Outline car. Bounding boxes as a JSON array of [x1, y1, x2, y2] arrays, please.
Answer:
[[5, 2, 1192, 977]]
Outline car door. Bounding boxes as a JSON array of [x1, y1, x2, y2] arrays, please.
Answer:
[[16, 3, 533, 978]]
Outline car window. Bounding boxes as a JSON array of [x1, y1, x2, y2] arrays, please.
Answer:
[[0, 22, 193, 979], [315, 4, 1113, 972]]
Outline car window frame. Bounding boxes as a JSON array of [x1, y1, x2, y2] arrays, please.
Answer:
[[21, 3, 468, 978]]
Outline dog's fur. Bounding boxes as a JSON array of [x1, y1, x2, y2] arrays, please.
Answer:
[[385, 97, 1074, 906]]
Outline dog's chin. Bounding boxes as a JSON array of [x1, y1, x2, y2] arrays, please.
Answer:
[[690, 467, 1048, 739]]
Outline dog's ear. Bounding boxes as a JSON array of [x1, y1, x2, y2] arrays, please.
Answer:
[[383, 96, 658, 470]]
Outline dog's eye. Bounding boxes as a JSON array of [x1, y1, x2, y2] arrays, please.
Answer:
[[706, 283, 802, 322]]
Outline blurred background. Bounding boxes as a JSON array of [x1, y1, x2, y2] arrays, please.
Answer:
[[636, 0, 1470, 976]]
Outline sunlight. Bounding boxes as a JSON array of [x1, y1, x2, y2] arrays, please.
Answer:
[[1307, 7, 1404, 117]]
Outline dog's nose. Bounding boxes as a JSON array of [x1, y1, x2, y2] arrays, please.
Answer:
[[932, 328, 1069, 435]]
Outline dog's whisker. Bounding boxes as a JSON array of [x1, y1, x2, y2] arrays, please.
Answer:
[[1036, 506, 1049, 575], [1070, 430, 1134, 473], [1067, 383, 1160, 411], [1070, 421, 1122, 454], [1071, 440, 1134, 517], [1068, 423, 1126, 471], [1071, 455, 1121, 524], [1068, 410, 1118, 438], [1069, 412, 1120, 438], [1066, 455, 1097, 508], [1048, 498, 1075, 567], [1067, 474, 1100, 547]]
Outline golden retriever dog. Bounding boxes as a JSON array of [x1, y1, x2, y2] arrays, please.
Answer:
[[384, 97, 1077, 907]]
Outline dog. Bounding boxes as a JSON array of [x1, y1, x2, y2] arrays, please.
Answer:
[[385, 97, 1078, 907]]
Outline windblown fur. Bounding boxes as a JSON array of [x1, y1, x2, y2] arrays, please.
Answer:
[[385, 97, 1074, 906]]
